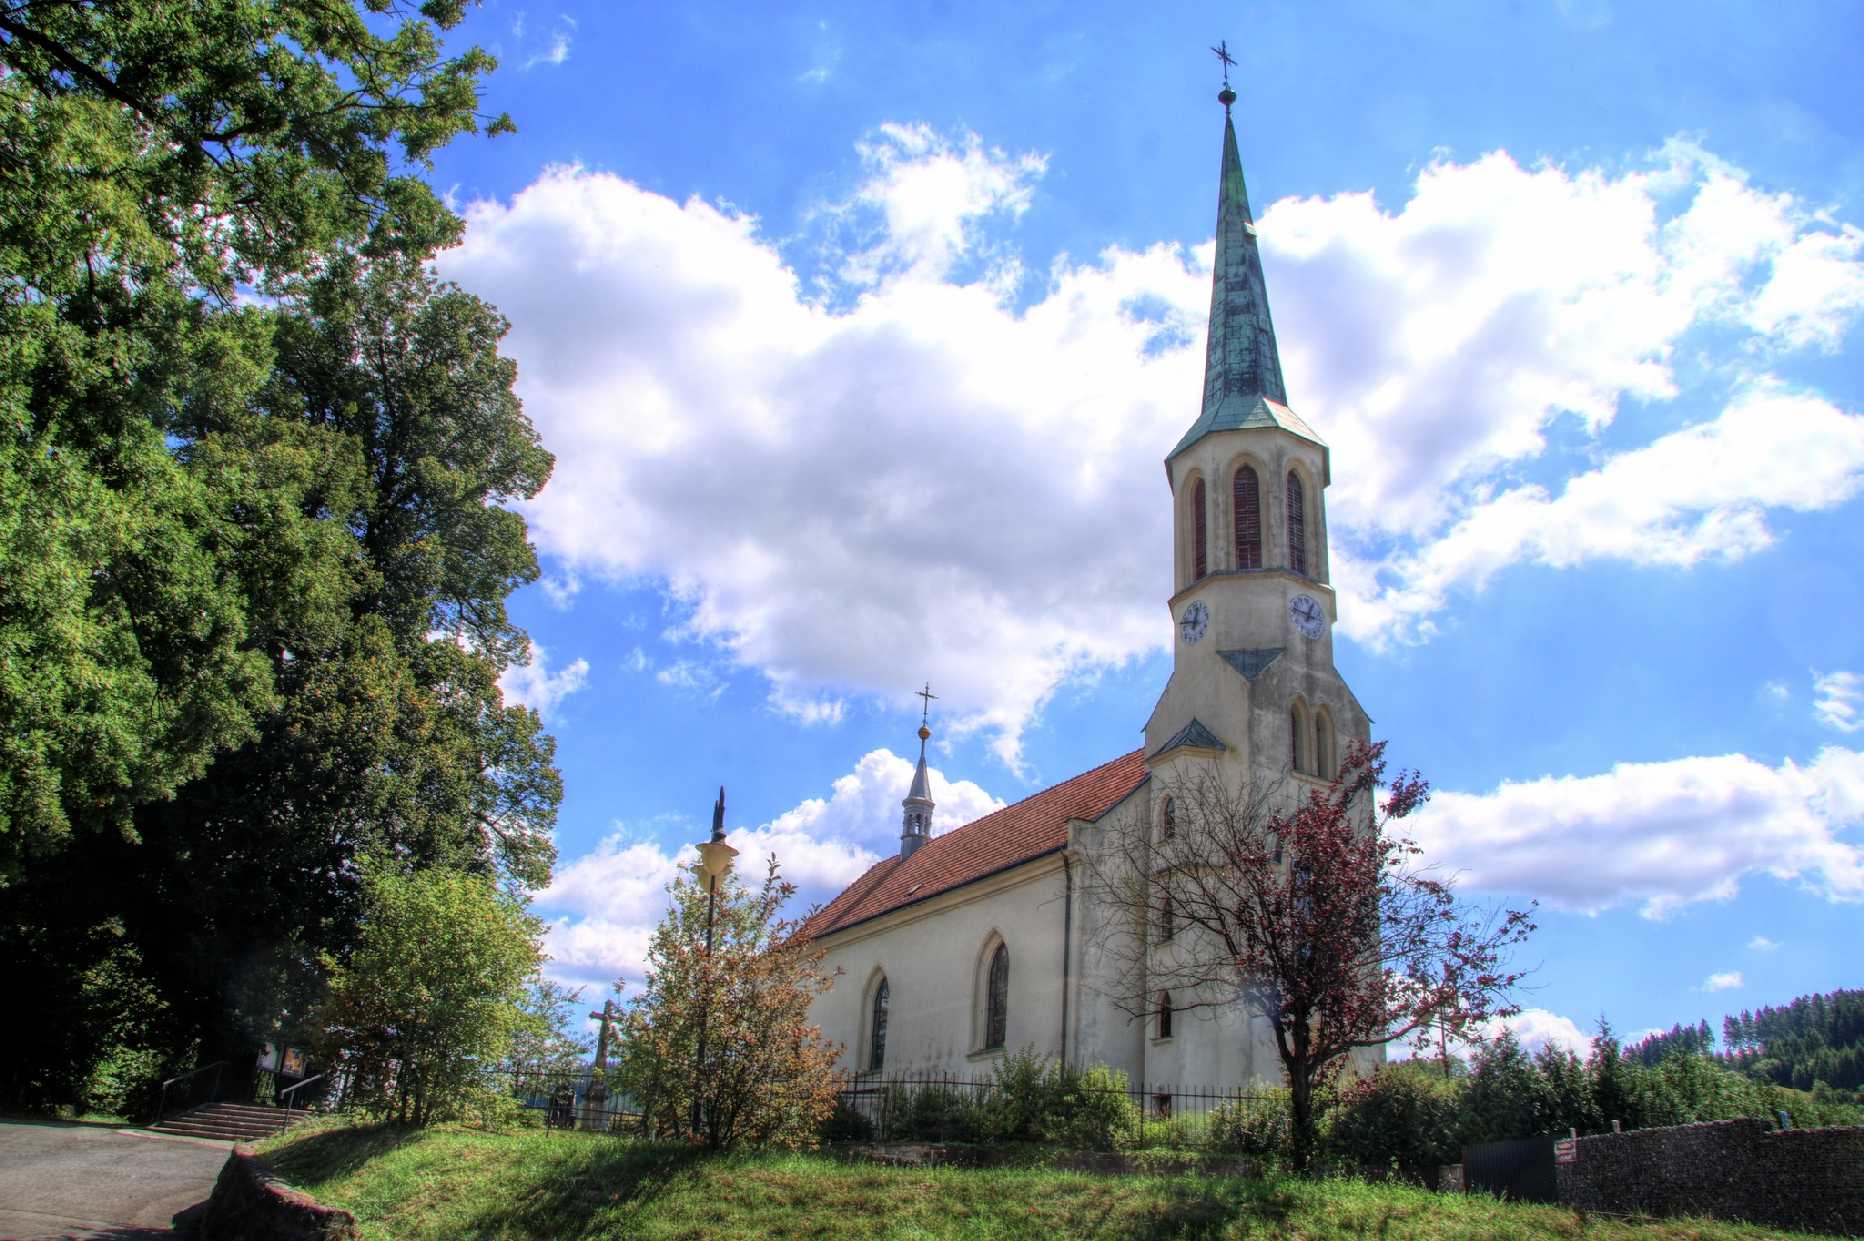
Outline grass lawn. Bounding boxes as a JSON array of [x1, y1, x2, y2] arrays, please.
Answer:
[[258, 1121, 1842, 1241]]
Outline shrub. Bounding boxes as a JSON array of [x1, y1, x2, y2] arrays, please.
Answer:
[[1205, 1088, 1293, 1162], [822, 1099, 875, 1143], [1328, 1067, 1461, 1180], [1041, 1064, 1138, 1150], [989, 1046, 1054, 1141]]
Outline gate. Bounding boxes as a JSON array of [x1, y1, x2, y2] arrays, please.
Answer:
[[1462, 1135, 1558, 1203]]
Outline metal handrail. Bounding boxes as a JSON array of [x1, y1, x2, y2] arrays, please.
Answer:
[[155, 1060, 226, 1124], [279, 1071, 329, 1113]]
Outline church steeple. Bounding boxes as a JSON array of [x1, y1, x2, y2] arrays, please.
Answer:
[[1169, 77, 1323, 467], [901, 684, 936, 859]]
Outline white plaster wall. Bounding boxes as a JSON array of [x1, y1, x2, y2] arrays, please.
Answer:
[[808, 860, 1071, 1079]]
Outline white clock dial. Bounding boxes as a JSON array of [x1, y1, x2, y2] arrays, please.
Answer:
[[1288, 593, 1325, 640], [1179, 600, 1210, 645]]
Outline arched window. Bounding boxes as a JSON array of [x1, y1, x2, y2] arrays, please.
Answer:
[[1289, 703, 1306, 774], [1158, 892, 1175, 942], [1161, 795, 1176, 840], [1157, 991, 1173, 1039], [1233, 465, 1262, 570], [1314, 708, 1334, 779], [1286, 471, 1307, 576], [985, 944, 1010, 1050], [869, 977, 890, 1071], [1192, 478, 1208, 581]]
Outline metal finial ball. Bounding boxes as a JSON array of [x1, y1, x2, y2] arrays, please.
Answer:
[[918, 725, 931, 741], [1218, 87, 1237, 107]]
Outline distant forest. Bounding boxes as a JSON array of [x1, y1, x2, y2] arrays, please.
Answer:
[[1625, 988, 1863, 1097]]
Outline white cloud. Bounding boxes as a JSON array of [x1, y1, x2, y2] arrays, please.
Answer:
[[536, 748, 1003, 988], [1341, 386, 1864, 644], [1491, 1008, 1595, 1058], [522, 29, 572, 70], [1412, 746, 1864, 918], [1699, 971, 1744, 992], [1763, 681, 1791, 704], [1747, 935, 1781, 952], [498, 644, 590, 721], [655, 659, 726, 701], [441, 132, 1864, 760], [622, 646, 653, 674], [1813, 670, 1864, 734]]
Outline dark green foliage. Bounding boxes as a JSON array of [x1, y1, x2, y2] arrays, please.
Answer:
[[1, 0, 564, 1117], [1326, 1064, 1461, 1179], [1721, 989, 1864, 1095], [1204, 1088, 1295, 1162]]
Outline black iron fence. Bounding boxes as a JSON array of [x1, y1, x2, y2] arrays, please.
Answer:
[[478, 1068, 645, 1134], [830, 1071, 1285, 1151]]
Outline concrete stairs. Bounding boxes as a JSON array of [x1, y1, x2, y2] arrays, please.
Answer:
[[149, 1101, 304, 1143]]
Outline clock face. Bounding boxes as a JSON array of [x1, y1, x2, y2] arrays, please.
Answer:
[[1288, 593, 1325, 640], [1179, 600, 1210, 645]]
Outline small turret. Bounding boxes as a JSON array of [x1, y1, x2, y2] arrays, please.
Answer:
[[901, 684, 937, 859]]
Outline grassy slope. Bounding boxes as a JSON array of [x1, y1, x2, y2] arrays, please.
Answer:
[[258, 1122, 1842, 1241]]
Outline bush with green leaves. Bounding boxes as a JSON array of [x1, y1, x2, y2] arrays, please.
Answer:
[[1205, 1087, 1295, 1162], [1327, 1067, 1460, 1179], [310, 864, 545, 1126], [1040, 1064, 1139, 1149]]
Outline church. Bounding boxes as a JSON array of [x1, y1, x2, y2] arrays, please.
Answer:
[[800, 84, 1373, 1092]]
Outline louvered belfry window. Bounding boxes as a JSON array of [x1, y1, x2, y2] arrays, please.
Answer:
[[986, 944, 1009, 1050], [1286, 471, 1307, 576], [1192, 479, 1208, 581], [1234, 465, 1262, 570], [870, 978, 889, 1071]]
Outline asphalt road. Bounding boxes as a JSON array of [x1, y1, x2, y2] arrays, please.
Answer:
[[0, 1121, 229, 1240]]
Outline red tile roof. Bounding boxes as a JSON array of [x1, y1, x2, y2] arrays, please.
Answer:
[[799, 749, 1148, 940]]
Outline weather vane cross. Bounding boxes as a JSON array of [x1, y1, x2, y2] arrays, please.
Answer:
[[1211, 39, 1236, 89], [916, 682, 938, 724]]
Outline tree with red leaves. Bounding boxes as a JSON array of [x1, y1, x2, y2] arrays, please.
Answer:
[[1079, 739, 1535, 1167]]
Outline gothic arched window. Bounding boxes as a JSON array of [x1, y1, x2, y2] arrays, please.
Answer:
[[1192, 478, 1208, 581], [1233, 465, 1262, 570], [1314, 708, 1334, 779], [869, 977, 890, 1071], [1286, 471, 1308, 576], [985, 943, 1010, 1050], [1157, 991, 1173, 1039], [1290, 700, 1310, 774], [1161, 795, 1176, 840]]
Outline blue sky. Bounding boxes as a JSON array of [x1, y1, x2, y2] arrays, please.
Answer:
[[425, 0, 1862, 1056]]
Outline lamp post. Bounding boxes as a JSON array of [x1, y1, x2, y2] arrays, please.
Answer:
[[689, 785, 737, 1139]]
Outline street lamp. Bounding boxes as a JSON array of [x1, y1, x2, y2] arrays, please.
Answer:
[[690, 785, 737, 1139]]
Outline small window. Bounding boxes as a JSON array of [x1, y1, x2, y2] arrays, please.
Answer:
[[1289, 704, 1306, 774], [985, 943, 1009, 1050], [870, 978, 890, 1071], [1233, 465, 1261, 570], [1153, 1093, 1173, 1118], [1314, 711, 1333, 779], [1158, 893, 1174, 942], [1161, 795, 1176, 840], [1157, 991, 1173, 1040], [1286, 471, 1307, 576], [1192, 478, 1208, 581]]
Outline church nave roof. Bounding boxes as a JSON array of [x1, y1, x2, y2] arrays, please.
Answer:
[[799, 748, 1148, 940]]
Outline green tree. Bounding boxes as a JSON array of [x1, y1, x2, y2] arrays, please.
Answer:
[[618, 858, 842, 1150], [311, 864, 542, 1126]]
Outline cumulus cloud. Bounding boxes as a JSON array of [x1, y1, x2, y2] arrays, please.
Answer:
[[1748, 935, 1781, 952], [1700, 971, 1745, 992], [1412, 746, 1864, 918], [441, 131, 1864, 761], [1401, 1006, 1595, 1061], [1342, 387, 1864, 643], [498, 644, 590, 721], [1814, 670, 1864, 734], [536, 748, 1003, 988]]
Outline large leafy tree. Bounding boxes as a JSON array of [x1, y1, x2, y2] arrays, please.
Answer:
[[1, 0, 564, 1111], [1078, 742, 1536, 1169]]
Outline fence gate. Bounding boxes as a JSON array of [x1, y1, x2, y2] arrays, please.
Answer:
[[1462, 1136, 1558, 1203]]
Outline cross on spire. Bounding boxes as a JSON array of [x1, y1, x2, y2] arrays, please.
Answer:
[[1211, 39, 1235, 88], [915, 682, 938, 725]]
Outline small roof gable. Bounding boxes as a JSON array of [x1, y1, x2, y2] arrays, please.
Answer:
[[799, 749, 1148, 940], [1149, 718, 1226, 760]]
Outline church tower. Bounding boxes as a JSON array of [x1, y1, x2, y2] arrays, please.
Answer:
[[1143, 79, 1369, 792], [900, 686, 936, 859]]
